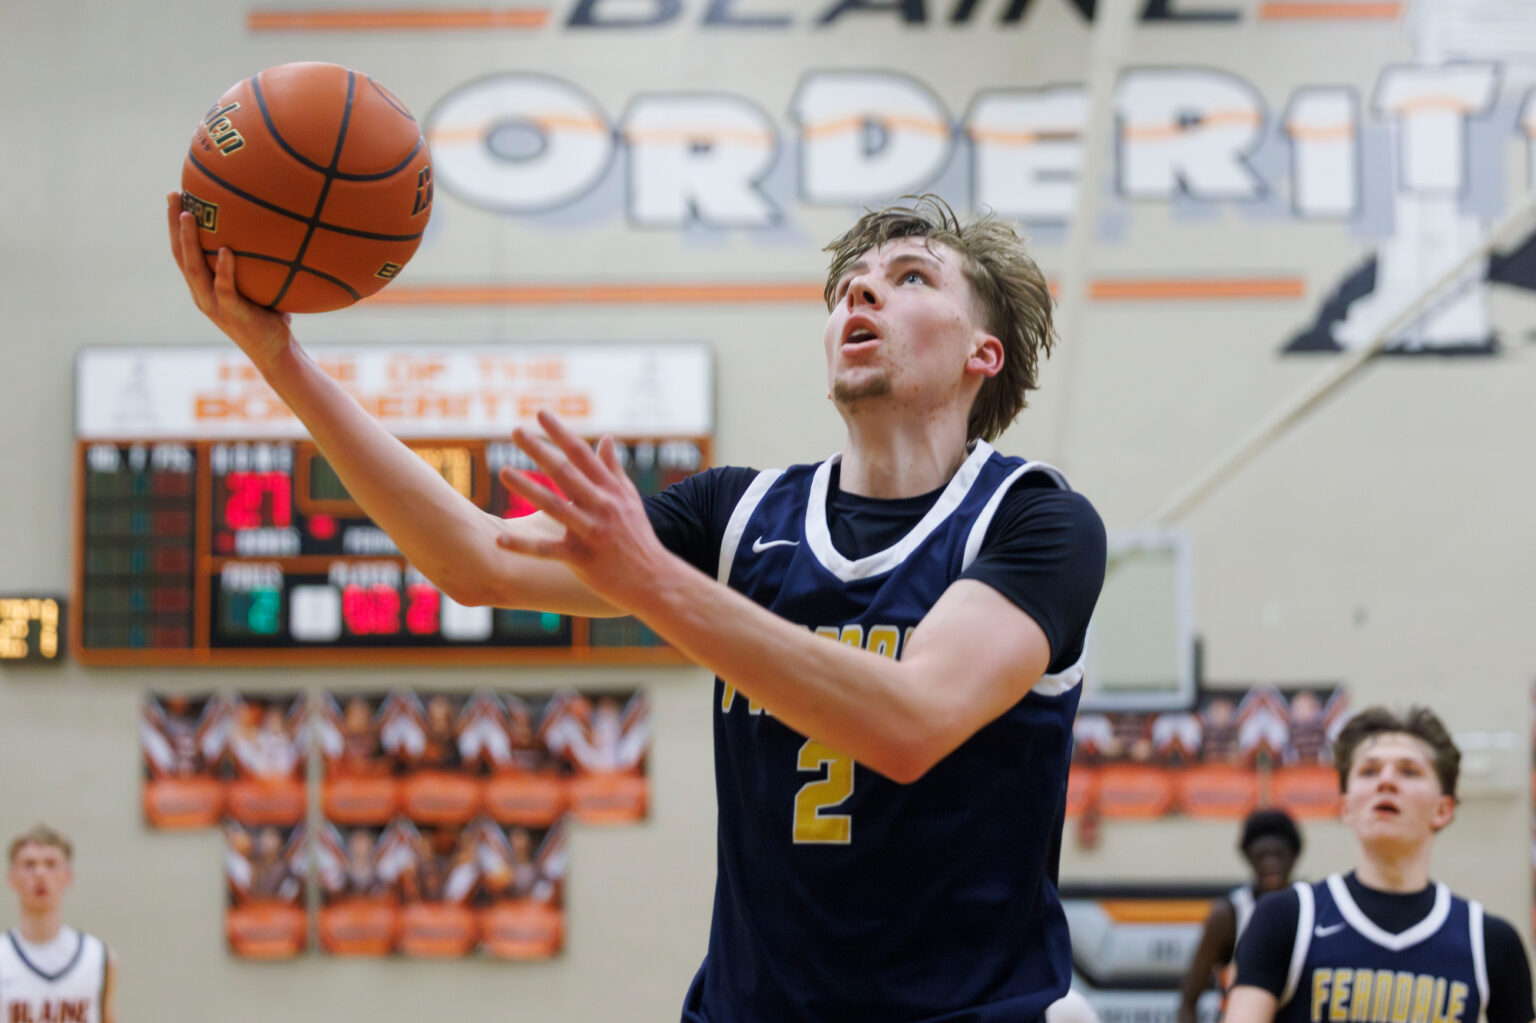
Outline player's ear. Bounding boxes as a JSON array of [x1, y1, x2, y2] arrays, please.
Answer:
[[1429, 793, 1457, 832], [968, 333, 1003, 379]]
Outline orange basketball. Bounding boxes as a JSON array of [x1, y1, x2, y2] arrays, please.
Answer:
[[180, 62, 434, 313]]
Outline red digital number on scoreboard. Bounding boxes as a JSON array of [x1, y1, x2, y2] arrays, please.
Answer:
[[222, 471, 293, 530]]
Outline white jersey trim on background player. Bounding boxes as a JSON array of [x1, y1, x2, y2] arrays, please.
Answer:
[[1326, 872, 1451, 951], [1280, 881, 1316, 1006], [0, 926, 107, 1023], [1469, 899, 1490, 1012]]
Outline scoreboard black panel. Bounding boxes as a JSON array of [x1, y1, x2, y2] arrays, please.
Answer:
[[74, 436, 707, 666]]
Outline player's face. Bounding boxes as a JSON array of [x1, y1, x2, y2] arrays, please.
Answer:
[[7, 843, 73, 914], [1340, 732, 1455, 850], [823, 238, 995, 418], [1243, 835, 1298, 892]]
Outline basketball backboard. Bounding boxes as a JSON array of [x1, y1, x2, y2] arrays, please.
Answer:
[[1079, 529, 1195, 712]]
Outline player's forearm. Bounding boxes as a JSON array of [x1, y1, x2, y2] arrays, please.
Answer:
[[1224, 986, 1279, 1023], [256, 346, 617, 614], [633, 556, 960, 782], [251, 342, 506, 594]]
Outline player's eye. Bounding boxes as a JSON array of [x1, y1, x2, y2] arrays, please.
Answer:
[[901, 270, 925, 285]]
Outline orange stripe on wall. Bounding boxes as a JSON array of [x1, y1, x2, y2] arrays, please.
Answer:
[[1091, 277, 1305, 300], [1097, 899, 1214, 925], [363, 282, 828, 306], [363, 278, 1304, 306], [1258, 2, 1401, 20], [247, 7, 549, 30]]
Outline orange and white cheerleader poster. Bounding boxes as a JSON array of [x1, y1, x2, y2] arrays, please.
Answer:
[[225, 821, 309, 958], [383, 690, 483, 826], [315, 823, 397, 956], [476, 819, 567, 960], [540, 688, 651, 825], [315, 692, 398, 826], [224, 692, 309, 829], [141, 692, 231, 829], [1069, 684, 1347, 822], [479, 692, 570, 830], [382, 818, 482, 958]]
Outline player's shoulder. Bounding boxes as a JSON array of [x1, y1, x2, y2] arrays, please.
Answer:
[[1249, 883, 1305, 931], [1479, 907, 1526, 952], [990, 477, 1105, 544]]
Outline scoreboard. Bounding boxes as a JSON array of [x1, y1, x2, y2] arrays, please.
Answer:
[[74, 344, 711, 666]]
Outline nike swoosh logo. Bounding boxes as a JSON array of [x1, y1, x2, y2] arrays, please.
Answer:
[[1314, 922, 1347, 938], [752, 537, 800, 553]]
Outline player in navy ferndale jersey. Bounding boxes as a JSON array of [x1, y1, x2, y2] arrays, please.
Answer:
[[1225, 708, 1533, 1023], [3, 827, 117, 1023], [172, 194, 1107, 1021]]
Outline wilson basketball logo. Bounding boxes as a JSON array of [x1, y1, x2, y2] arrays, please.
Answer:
[[201, 102, 246, 156], [180, 191, 219, 231]]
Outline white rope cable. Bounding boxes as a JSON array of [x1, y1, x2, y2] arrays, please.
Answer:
[[1140, 188, 1536, 527], [1044, 0, 1137, 473]]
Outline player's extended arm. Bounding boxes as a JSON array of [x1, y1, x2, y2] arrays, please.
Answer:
[[165, 194, 616, 617], [1177, 900, 1237, 1023], [496, 412, 1059, 783], [1223, 986, 1279, 1023], [100, 950, 118, 1023]]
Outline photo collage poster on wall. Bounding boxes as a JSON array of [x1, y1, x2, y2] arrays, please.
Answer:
[[1069, 684, 1349, 821], [141, 687, 651, 959]]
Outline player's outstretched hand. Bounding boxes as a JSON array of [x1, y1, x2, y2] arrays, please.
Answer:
[[166, 191, 294, 371], [495, 410, 674, 613]]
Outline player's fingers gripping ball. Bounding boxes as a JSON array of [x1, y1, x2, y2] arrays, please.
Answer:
[[180, 61, 434, 313]]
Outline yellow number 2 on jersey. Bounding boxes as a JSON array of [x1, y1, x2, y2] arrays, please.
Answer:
[[793, 739, 854, 844]]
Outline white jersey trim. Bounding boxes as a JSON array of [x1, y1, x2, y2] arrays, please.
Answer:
[[804, 440, 994, 583], [1326, 873, 1451, 951], [1231, 884, 1256, 945], [960, 460, 1069, 570], [6, 928, 84, 983], [717, 469, 783, 583], [1280, 881, 1314, 1007], [1470, 899, 1488, 1017], [959, 458, 1079, 696]]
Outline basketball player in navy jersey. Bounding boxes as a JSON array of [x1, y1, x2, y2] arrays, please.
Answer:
[[1178, 808, 1303, 1023], [2, 826, 117, 1023], [1225, 707, 1533, 1023], [169, 193, 1106, 1021]]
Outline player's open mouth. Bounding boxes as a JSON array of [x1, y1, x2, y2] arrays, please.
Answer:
[[1370, 801, 1400, 816], [841, 317, 881, 350]]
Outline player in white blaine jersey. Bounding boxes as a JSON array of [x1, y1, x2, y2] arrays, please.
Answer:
[[1225, 707, 1532, 1023], [3, 826, 116, 1023], [1178, 808, 1304, 1023], [171, 193, 1106, 1021]]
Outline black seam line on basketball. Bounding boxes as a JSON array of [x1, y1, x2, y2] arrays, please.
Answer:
[[186, 153, 423, 240], [245, 72, 421, 181], [326, 135, 425, 182], [274, 70, 357, 309], [203, 249, 362, 305], [250, 72, 336, 177], [367, 77, 415, 121]]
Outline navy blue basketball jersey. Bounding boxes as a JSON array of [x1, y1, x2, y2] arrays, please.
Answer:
[[1274, 874, 1488, 1023], [682, 441, 1083, 1023]]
